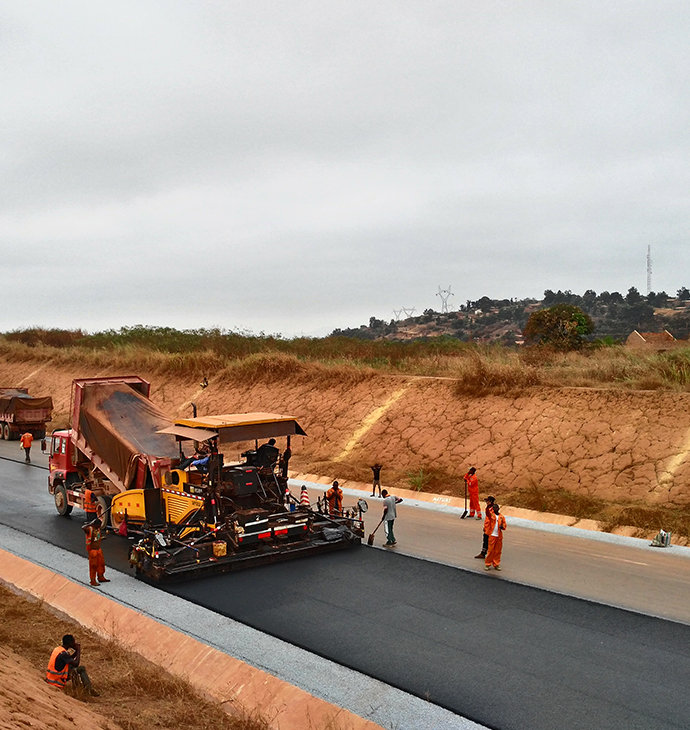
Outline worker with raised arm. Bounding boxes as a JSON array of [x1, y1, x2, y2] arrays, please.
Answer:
[[463, 467, 482, 519], [46, 634, 98, 695], [82, 518, 109, 587]]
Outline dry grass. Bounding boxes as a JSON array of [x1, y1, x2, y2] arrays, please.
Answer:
[[5, 336, 690, 395], [0, 583, 337, 730]]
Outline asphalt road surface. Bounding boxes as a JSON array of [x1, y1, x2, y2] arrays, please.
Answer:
[[1, 448, 689, 730]]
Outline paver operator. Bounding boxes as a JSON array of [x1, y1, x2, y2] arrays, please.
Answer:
[[82, 518, 110, 587], [463, 467, 482, 519], [46, 634, 98, 695]]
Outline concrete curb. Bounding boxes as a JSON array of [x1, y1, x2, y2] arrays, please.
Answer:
[[0, 547, 383, 730]]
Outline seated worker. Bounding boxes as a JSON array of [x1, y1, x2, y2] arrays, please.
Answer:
[[46, 634, 98, 695], [255, 438, 279, 468]]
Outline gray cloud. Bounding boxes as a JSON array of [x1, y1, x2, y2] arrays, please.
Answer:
[[2, 1, 690, 336]]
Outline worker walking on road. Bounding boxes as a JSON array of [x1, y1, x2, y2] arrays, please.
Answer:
[[381, 489, 403, 547], [485, 503, 507, 571], [46, 634, 98, 695], [20, 432, 33, 463], [325, 481, 343, 516], [475, 496, 496, 559], [463, 467, 482, 519], [82, 518, 110, 587]]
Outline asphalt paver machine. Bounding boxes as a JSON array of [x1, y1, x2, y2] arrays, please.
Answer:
[[48, 377, 364, 581]]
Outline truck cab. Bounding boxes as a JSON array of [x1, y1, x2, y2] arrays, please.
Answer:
[[48, 430, 78, 491]]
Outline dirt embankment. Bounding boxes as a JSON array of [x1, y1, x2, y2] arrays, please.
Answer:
[[3, 357, 690, 507]]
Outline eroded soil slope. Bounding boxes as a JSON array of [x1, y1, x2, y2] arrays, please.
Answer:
[[2, 357, 689, 506]]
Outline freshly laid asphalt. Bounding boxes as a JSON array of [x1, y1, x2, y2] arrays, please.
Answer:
[[1, 449, 690, 730]]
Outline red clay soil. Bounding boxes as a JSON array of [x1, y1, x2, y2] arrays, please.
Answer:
[[2, 357, 689, 507]]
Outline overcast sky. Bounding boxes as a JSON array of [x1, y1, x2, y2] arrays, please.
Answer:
[[2, 2, 689, 336]]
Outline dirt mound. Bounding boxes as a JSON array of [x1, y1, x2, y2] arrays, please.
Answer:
[[2, 356, 689, 506], [0, 645, 121, 730]]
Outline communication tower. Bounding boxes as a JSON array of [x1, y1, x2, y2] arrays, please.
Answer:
[[646, 245, 652, 295]]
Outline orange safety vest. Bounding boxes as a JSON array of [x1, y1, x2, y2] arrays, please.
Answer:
[[46, 646, 69, 688], [84, 489, 97, 515], [20, 433, 33, 448], [326, 487, 343, 515], [85, 526, 102, 551]]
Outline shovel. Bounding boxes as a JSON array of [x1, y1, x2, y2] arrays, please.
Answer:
[[460, 479, 468, 519], [367, 517, 384, 546]]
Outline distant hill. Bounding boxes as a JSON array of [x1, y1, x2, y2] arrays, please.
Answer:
[[330, 288, 690, 344]]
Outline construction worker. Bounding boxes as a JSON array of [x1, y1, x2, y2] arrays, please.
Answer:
[[255, 438, 279, 468], [475, 496, 496, 559], [46, 634, 98, 695], [84, 488, 98, 522], [279, 446, 292, 478], [82, 518, 109, 587], [299, 485, 311, 508], [463, 467, 482, 519], [19, 432, 33, 462], [325, 480, 343, 516], [485, 503, 507, 571], [381, 489, 403, 547], [370, 463, 383, 497]]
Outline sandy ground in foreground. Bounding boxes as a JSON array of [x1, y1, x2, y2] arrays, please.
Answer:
[[0, 646, 121, 730]]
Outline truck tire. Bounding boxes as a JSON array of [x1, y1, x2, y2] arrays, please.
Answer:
[[55, 485, 73, 516], [1, 423, 8, 441], [96, 495, 112, 529]]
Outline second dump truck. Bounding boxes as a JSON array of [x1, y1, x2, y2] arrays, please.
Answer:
[[48, 376, 364, 581], [0, 387, 53, 440]]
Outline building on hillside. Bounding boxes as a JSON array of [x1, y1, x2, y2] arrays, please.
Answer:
[[626, 330, 686, 351]]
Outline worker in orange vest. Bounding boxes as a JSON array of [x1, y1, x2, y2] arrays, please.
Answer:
[[484, 503, 507, 571], [19, 432, 33, 462], [82, 518, 110, 587], [46, 634, 98, 695], [84, 488, 99, 522], [325, 481, 343, 516], [463, 467, 482, 519]]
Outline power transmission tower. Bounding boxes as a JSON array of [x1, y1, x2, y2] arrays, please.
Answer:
[[436, 285, 454, 313], [402, 307, 416, 318], [392, 309, 404, 321], [646, 245, 652, 295]]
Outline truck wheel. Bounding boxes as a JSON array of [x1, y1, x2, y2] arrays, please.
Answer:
[[55, 485, 73, 516], [1, 423, 8, 441], [96, 495, 112, 529]]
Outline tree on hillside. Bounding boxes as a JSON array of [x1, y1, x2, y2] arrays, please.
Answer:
[[523, 304, 594, 350]]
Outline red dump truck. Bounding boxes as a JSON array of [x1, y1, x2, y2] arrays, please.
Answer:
[[0, 387, 53, 440], [49, 376, 364, 581]]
